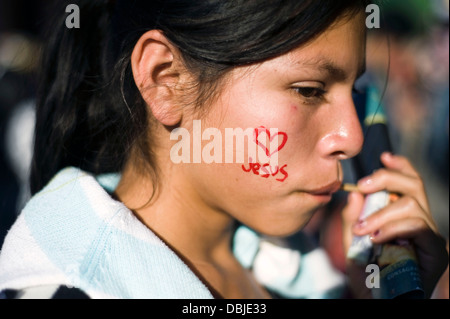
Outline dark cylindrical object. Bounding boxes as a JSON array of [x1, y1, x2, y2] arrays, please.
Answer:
[[350, 84, 424, 299]]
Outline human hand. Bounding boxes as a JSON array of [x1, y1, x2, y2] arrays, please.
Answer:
[[342, 152, 448, 298]]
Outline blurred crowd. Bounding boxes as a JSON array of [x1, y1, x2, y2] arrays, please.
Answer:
[[0, 0, 449, 296]]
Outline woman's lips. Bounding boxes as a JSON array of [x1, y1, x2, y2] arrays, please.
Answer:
[[307, 180, 342, 196]]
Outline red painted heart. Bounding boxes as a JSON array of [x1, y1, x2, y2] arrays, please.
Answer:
[[254, 127, 288, 157]]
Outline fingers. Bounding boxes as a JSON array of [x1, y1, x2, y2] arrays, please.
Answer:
[[341, 191, 366, 254], [343, 152, 448, 298], [357, 164, 430, 214], [357, 169, 423, 197], [359, 214, 448, 298], [356, 216, 431, 244], [380, 152, 420, 178], [353, 151, 436, 240], [352, 196, 439, 236]]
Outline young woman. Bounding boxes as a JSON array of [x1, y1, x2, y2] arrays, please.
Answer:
[[0, 0, 447, 299]]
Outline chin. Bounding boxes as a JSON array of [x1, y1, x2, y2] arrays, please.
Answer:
[[248, 207, 317, 238]]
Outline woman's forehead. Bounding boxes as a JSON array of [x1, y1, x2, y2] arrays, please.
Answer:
[[272, 14, 366, 78]]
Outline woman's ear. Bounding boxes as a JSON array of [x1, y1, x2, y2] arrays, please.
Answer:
[[131, 30, 184, 126]]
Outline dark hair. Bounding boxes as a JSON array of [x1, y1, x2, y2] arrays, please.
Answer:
[[30, 0, 369, 195]]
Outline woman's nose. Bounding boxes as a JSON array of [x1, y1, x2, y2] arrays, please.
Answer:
[[317, 95, 364, 160]]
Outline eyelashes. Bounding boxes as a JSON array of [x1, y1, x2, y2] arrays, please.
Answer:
[[293, 87, 327, 104], [293, 85, 363, 105], [294, 87, 326, 98]]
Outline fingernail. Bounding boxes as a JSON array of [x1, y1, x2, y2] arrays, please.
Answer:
[[354, 219, 367, 229], [358, 177, 373, 187], [370, 230, 380, 240]]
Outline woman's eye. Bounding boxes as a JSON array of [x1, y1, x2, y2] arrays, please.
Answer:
[[294, 87, 326, 101]]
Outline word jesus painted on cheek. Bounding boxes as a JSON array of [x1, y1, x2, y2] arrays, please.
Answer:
[[242, 161, 289, 182], [241, 127, 289, 182]]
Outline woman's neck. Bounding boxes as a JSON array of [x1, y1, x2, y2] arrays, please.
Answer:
[[115, 159, 271, 299], [114, 160, 236, 264]]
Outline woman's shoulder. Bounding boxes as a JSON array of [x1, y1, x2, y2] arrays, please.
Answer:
[[0, 167, 214, 298]]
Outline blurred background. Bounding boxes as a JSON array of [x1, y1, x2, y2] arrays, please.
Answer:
[[366, 0, 449, 241], [1, 0, 52, 247], [0, 0, 448, 295]]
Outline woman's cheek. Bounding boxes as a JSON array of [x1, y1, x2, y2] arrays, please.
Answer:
[[207, 88, 310, 185]]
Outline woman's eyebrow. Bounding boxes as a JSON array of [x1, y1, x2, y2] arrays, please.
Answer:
[[293, 57, 366, 82]]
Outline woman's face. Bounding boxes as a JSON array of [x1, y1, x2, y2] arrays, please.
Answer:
[[179, 13, 366, 236]]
